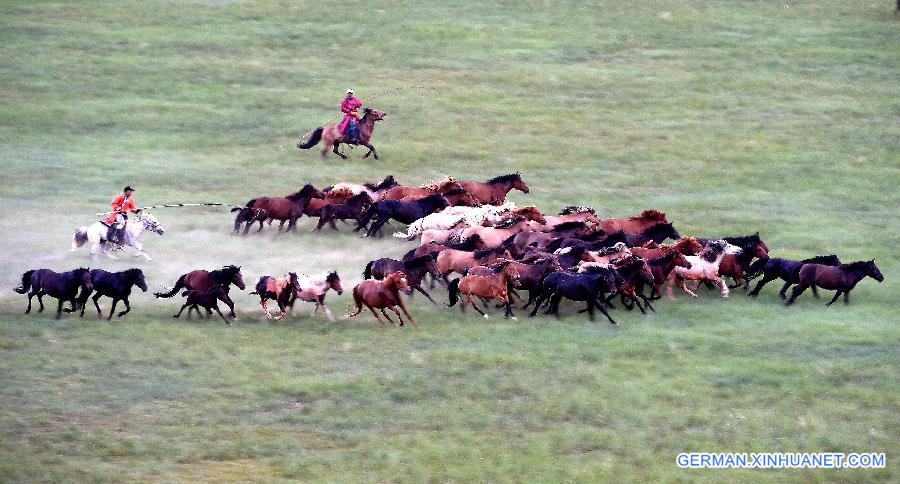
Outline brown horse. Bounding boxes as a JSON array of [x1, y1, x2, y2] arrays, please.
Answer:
[[408, 187, 481, 207], [379, 177, 462, 201], [540, 206, 602, 228], [346, 272, 417, 328], [597, 209, 668, 235], [239, 184, 323, 234], [436, 246, 512, 281], [461, 215, 532, 248], [154, 265, 246, 319], [297, 108, 387, 160], [786, 260, 883, 306], [631, 237, 703, 259], [251, 273, 301, 320], [447, 260, 521, 319], [644, 251, 692, 299], [303, 187, 355, 221], [458, 173, 530, 205]]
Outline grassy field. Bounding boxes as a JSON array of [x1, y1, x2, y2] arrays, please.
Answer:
[[1, 0, 898, 481]]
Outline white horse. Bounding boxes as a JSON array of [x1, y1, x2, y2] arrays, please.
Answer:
[[392, 202, 517, 240], [666, 240, 742, 299], [71, 211, 165, 260]]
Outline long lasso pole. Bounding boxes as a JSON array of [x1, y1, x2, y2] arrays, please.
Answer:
[[94, 202, 251, 217]]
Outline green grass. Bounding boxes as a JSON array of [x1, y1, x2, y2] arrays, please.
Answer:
[[1, 0, 898, 481]]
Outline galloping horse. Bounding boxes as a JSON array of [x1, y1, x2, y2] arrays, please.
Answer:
[[597, 209, 668, 235], [347, 272, 417, 328], [15, 268, 94, 319], [297, 108, 387, 160], [287, 271, 343, 321], [746, 254, 841, 299], [72, 211, 165, 260], [251, 273, 301, 320], [458, 173, 530, 205], [154, 265, 246, 319], [786, 260, 883, 306], [448, 260, 521, 319], [324, 175, 398, 199], [666, 241, 741, 299], [238, 184, 323, 234], [76, 268, 148, 320]]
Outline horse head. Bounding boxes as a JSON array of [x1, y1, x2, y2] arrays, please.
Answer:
[[129, 268, 148, 292], [866, 260, 884, 282], [326, 271, 343, 295], [361, 108, 387, 124], [139, 212, 165, 235], [386, 271, 412, 295], [222, 265, 246, 290], [76, 268, 94, 291]]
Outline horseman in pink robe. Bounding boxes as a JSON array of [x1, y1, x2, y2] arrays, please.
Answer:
[[338, 89, 363, 143]]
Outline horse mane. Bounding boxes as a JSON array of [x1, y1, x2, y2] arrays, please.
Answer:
[[648, 251, 677, 265], [325, 271, 340, 283], [474, 245, 508, 260], [493, 215, 525, 229], [359, 107, 372, 123], [551, 221, 589, 232], [286, 184, 318, 201], [802, 254, 841, 265], [419, 176, 457, 190], [365, 175, 397, 191], [441, 187, 467, 196], [347, 192, 372, 203], [211, 265, 240, 283], [404, 254, 434, 268], [630, 209, 667, 222], [642, 222, 673, 233], [487, 172, 521, 185], [578, 263, 613, 275], [723, 233, 762, 247], [840, 260, 871, 271], [558, 205, 595, 215]]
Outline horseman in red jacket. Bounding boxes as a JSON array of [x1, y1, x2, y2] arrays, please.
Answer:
[[105, 186, 136, 244], [338, 89, 363, 143]]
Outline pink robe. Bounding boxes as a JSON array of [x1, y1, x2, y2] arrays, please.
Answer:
[[338, 96, 363, 133]]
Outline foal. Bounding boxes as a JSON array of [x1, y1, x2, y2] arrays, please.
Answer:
[[174, 285, 231, 325], [448, 260, 521, 319], [347, 272, 417, 328]]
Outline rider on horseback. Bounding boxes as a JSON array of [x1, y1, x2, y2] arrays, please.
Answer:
[[105, 186, 136, 244], [338, 89, 362, 143]]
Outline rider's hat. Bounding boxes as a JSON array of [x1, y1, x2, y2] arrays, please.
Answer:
[[346, 88, 354, 94], [124, 185, 135, 192]]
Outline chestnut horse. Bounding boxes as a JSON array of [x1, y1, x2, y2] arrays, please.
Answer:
[[458, 173, 530, 205], [347, 272, 417, 328], [379, 177, 462, 201], [447, 260, 521, 319], [238, 184, 323, 234], [597, 209, 668, 235], [297, 108, 387, 160]]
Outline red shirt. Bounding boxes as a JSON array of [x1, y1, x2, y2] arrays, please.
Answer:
[[105, 193, 136, 223]]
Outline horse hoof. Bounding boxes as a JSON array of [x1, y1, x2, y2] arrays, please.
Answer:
[[483, 314, 489, 319], [509, 316, 518, 321]]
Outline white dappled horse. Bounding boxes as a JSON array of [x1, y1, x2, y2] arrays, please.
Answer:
[[71, 211, 165, 260]]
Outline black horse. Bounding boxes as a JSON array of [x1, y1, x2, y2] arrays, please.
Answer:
[[546, 231, 628, 252], [173, 285, 232, 324], [786, 260, 883, 306], [14, 268, 93, 319], [356, 194, 450, 237], [623, 222, 681, 247], [314, 192, 372, 231], [529, 266, 622, 324], [76, 268, 148, 320], [746, 255, 841, 299], [363, 254, 440, 303]]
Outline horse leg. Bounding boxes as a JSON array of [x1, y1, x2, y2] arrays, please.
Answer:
[[132, 241, 152, 260], [261, 299, 273, 320], [665, 274, 677, 300], [826, 290, 842, 307], [679, 277, 699, 298], [593, 296, 618, 325], [37, 294, 45, 312], [585, 299, 596, 321], [547, 293, 563, 318], [173, 302, 190, 319], [319, 296, 335, 322], [370, 307, 388, 325], [224, 294, 238, 319], [714, 276, 729, 298], [397, 298, 418, 328], [213, 304, 231, 325], [333, 142, 348, 160], [25, 293, 34, 314], [844, 291, 850, 304], [811, 284, 820, 298], [362, 142, 378, 160], [414, 284, 437, 304], [466, 295, 488, 318], [387, 306, 405, 326], [107, 299, 118, 321], [117, 298, 131, 318], [749, 274, 776, 297], [785, 283, 809, 305], [55, 299, 64, 319]]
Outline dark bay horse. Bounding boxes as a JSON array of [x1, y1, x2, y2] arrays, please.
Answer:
[[786, 260, 883, 306], [747, 254, 841, 299], [297, 108, 387, 160], [623, 222, 681, 247], [314, 192, 372, 231], [528, 265, 620, 324], [364, 254, 440, 303], [15, 268, 93, 319], [237, 184, 323, 234], [154, 265, 246, 319], [356, 194, 450, 237], [174, 286, 232, 325], [458, 173, 530, 205], [77, 268, 147, 320]]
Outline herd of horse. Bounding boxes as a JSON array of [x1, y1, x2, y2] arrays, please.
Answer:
[[14, 172, 884, 325]]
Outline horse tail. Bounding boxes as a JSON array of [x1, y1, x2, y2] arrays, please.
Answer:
[[297, 127, 323, 150], [745, 257, 768, 281], [14, 270, 35, 294], [154, 274, 186, 298], [447, 278, 461, 307], [346, 288, 365, 318], [71, 227, 88, 250], [363, 261, 375, 280]]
